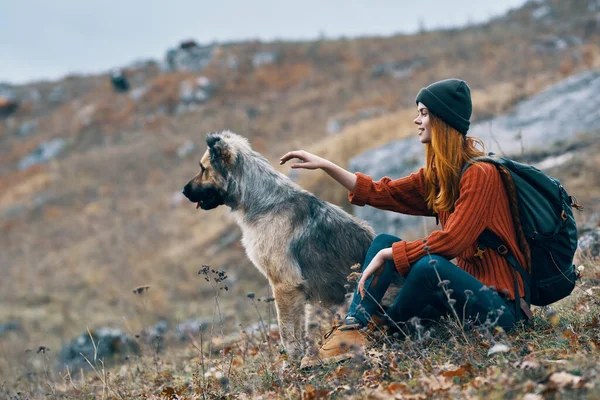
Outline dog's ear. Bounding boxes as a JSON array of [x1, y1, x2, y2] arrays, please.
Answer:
[[207, 134, 233, 165]]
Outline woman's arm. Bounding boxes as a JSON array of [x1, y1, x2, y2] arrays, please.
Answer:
[[280, 150, 432, 216], [349, 169, 433, 216], [279, 150, 357, 191]]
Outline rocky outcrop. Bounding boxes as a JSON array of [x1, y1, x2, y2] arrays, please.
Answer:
[[18, 138, 66, 170], [468, 69, 600, 157]]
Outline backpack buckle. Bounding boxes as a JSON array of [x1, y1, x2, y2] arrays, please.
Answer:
[[474, 247, 486, 259], [497, 245, 508, 255]]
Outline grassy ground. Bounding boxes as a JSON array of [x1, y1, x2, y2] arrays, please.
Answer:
[[3, 251, 598, 399]]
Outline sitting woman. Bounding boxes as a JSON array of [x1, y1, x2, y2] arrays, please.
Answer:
[[280, 79, 529, 368]]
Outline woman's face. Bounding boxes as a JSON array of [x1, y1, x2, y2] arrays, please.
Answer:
[[414, 102, 431, 143]]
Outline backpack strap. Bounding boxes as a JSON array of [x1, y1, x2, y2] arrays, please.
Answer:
[[478, 230, 533, 321]]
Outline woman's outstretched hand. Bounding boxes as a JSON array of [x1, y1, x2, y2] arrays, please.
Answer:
[[279, 150, 325, 170]]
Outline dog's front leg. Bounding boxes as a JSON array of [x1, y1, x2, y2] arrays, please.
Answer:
[[273, 283, 307, 359]]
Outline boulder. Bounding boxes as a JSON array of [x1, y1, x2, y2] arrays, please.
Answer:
[[59, 328, 140, 369], [578, 228, 600, 259], [371, 58, 426, 80], [18, 138, 66, 170], [165, 42, 215, 72], [109, 68, 130, 93], [18, 120, 38, 137], [175, 318, 210, 341], [252, 51, 278, 67], [469, 69, 600, 156]]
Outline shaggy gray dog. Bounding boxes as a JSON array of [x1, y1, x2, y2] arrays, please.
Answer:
[[182, 131, 375, 358]]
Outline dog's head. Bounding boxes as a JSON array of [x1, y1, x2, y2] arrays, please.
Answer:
[[182, 131, 247, 210]]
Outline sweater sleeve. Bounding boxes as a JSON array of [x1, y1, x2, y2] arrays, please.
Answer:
[[348, 168, 433, 216], [391, 163, 500, 275]]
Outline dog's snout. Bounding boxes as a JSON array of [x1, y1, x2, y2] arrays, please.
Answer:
[[182, 182, 192, 198]]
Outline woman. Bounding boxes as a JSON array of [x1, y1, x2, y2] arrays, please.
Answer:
[[280, 79, 529, 368]]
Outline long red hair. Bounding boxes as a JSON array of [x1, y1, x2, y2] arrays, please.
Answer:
[[424, 114, 486, 213]]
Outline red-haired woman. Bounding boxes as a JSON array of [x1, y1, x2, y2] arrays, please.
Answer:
[[280, 79, 529, 368]]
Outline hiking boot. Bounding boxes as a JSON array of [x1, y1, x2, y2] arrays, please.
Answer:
[[299, 323, 370, 370], [369, 312, 391, 331]]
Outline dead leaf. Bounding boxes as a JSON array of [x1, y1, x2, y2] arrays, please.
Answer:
[[303, 384, 330, 400], [441, 363, 472, 378], [584, 316, 599, 328], [548, 371, 585, 389], [160, 386, 187, 398], [487, 343, 510, 356], [385, 382, 407, 394], [333, 365, 352, 378]]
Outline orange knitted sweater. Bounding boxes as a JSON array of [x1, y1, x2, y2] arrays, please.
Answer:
[[349, 162, 526, 300]]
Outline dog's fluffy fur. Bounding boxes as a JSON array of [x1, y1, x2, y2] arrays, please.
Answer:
[[182, 131, 375, 357]]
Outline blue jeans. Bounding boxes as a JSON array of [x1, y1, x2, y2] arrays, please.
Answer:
[[346, 234, 520, 331]]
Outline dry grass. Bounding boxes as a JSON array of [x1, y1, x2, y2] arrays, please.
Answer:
[[2, 252, 598, 399]]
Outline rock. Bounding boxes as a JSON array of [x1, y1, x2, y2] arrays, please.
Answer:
[[165, 41, 215, 72], [129, 85, 148, 102], [371, 58, 426, 80], [252, 51, 278, 67], [175, 318, 209, 341], [18, 138, 66, 170], [18, 120, 38, 137], [469, 69, 600, 156], [143, 320, 169, 339], [531, 4, 552, 21], [140, 320, 169, 351], [178, 77, 214, 106], [0, 320, 21, 337], [109, 68, 130, 93], [59, 327, 140, 369], [533, 35, 582, 54], [578, 228, 600, 259], [74, 104, 96, 129], [48, 86, 65, 104]]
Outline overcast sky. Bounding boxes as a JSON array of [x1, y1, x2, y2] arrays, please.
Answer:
[[1, 0, 527, 85]]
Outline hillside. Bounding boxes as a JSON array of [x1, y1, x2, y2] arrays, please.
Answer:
[[1, 0, 600, 398]]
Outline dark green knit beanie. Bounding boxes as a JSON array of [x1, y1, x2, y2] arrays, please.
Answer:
[[415, 79, 472, 135]]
